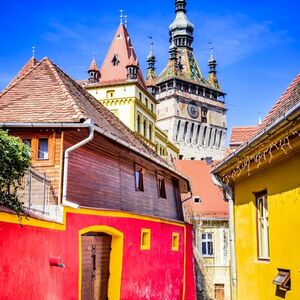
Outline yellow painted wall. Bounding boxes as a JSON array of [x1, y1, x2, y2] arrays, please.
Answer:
[[85, 84, 179, 158], [234, 151, 300, 299]]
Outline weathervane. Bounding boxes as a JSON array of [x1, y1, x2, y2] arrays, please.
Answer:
[[120, 10, 124, 25], [32, 46, 35, 59]]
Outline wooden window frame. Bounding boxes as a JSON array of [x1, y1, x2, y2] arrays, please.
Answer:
[[134, 164, 144, 192], [20, 132, 55, 167], [140, 229, 151, 250], [255, 191, 270, 260], [157, 174, 167, 199]]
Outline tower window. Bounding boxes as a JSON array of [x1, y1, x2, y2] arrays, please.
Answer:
[[218, 131, 223, 148], [208, 128, 213, 146], [183, 121, 188, 141], [175, 120, 181, 141], [143, 119, 147, 137], [106, 90, 115, 98], [112, 54, 120, 66], [202, 126, 207, 145], [149, 123, 153, 141], [137, 114, 141, 133], [201, 107, 208, 123]]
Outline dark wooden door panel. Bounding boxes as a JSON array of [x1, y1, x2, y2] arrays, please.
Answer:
[[81, 233, 112, 300]]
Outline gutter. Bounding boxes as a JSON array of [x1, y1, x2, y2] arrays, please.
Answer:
[[212, 174, 237, 300], [214, 102, 300, 173]]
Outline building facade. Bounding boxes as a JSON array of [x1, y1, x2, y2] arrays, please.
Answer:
[[151, 0, 227, 160], [213, 74, 300, 299], [0, 57, 196, 300], [80, 22, 179, 159], [175, 160, 231, 300]]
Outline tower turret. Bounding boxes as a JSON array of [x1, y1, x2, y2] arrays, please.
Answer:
[[87, 57, 100, 83], [208, 45, 220, 90], [126, 48, 139, 80], [146, 42, 157, 91], [169, 0, 194, 49]]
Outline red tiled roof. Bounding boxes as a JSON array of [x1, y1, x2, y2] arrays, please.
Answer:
[[258, 74, 300, 132], [0, 57, 167, 163], [229, 126, 258, 148], [99, 24, 146, 88], [88, 58, 99, 72], [6, 57, 38, 88], [175, 160, 228, 219]]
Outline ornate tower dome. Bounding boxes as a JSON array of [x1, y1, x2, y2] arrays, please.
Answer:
[[169, 0, 194, 49]]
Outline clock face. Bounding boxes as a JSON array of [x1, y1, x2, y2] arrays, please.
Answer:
[[187, 103, 199, 119]]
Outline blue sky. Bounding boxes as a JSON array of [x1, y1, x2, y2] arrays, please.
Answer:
[[0, 0, 299, 137]]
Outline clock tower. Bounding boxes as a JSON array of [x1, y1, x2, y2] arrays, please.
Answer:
[[152, 0, 227, 160]]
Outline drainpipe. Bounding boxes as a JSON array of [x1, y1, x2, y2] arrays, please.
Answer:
[[212, 174, 237, 300], [62, 119, 95, 209]]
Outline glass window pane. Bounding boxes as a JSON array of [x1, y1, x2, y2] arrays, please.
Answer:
[[38, 138, 48, 159], [202, 242, 207, 255]]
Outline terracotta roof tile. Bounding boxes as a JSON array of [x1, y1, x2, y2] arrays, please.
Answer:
[[99, 24, 146, 88], [88, 58, 100, 72], [0, 57, 168, 164], [258, 74, 300, 132], [229, 126, 258, 148], [175, 160, 228, 219]]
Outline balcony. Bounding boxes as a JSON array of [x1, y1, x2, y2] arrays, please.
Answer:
[[17, 167, 62, 220]]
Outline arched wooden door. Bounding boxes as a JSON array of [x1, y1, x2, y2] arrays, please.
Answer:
[[81, 232, 112, 300]]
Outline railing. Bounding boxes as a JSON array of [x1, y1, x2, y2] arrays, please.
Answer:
[[18, 167, 52, 215]]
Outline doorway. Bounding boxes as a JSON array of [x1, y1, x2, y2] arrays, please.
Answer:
[[81, 232, 112, 300]]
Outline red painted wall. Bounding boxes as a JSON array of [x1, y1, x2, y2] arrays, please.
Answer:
[[0, 211, 196, 300]]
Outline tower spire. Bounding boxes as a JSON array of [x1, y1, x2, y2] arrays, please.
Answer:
[[87, 56, 100, 83], [208, 43, 220, 90], [146, 38, 157, 86]]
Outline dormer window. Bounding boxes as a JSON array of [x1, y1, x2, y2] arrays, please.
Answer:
[[112, 54, 120, 66]]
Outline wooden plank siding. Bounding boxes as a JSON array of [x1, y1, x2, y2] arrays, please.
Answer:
[[64, 129, 183, 221]]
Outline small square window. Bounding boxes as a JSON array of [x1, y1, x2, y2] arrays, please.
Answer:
[[172, 233, 179, 251], [38, 138, 48, 160], [135, 165, 144, 192], [141, 229, 151, 250], [194, 196, 201, 203], [273, 269, 291, 291], [157, 175, 167, 199]]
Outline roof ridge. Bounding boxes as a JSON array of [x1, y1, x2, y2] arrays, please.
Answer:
[[0, 58, 42, 99]]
